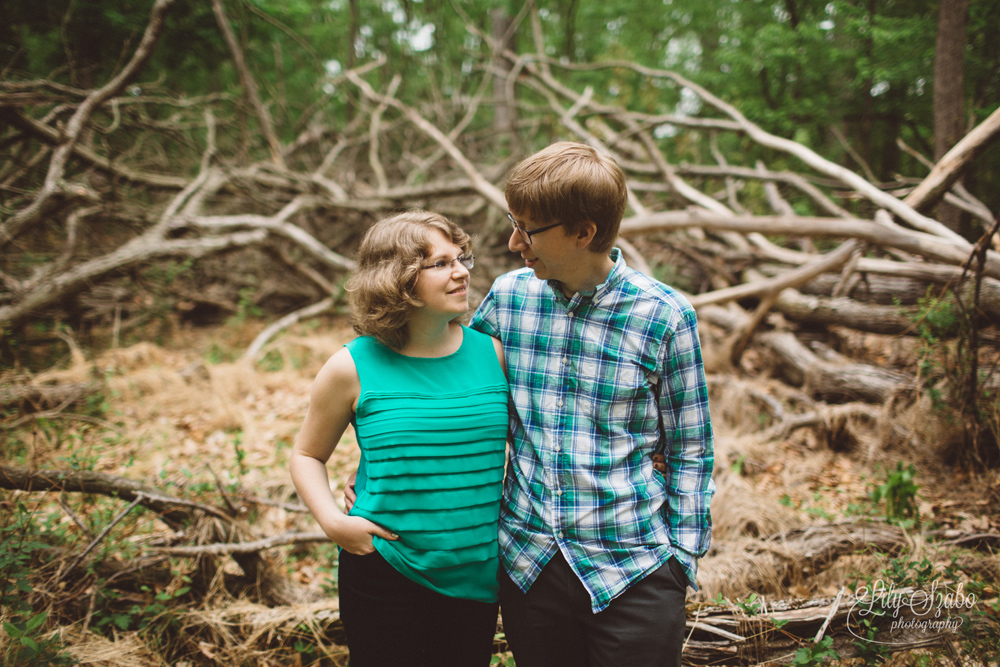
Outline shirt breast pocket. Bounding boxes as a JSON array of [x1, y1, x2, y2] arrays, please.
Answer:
[[576, 346, 656, 427]]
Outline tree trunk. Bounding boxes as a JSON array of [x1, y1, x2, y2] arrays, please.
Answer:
[[933, 0, 970, 234], [491, 8, 517, 143]]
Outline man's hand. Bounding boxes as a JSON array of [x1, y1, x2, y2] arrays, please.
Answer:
[[651, 454, 666, 474], [344, 471, 357, 512]]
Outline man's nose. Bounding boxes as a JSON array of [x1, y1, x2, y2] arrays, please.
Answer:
[[508, 227, 527, 252]]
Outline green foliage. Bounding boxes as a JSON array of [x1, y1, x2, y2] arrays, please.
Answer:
[[884, 554, 936, 589], [849, 553, 1000, 665], [868, 462, 919, 526], [791, 636, 839, 667], [734, 592, 761, 617], [231, 429, 248, 478], [778, 493, 835, 521], [228, 287, 264, 325], [914, 288, 959, 343], [258, 348, 285, 372], [952, 577, 1000, 665], [0, 504, 72, 666], [852, 613, 889, 666], [206, 342, 234, 365], [92, 578, 190, 636]]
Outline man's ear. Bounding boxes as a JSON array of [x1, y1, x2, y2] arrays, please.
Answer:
[[575, 220, 598, 249]]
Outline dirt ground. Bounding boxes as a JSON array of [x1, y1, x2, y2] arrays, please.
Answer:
[[4, 314, 1000, 665]]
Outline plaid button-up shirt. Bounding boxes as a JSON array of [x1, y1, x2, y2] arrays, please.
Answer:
[[470, 249, 715, 613]]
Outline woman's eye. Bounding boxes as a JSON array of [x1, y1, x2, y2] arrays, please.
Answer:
[[435, 260, 449, 269]]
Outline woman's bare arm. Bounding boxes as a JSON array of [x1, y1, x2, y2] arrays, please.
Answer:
[[290, 348, 397, 554]]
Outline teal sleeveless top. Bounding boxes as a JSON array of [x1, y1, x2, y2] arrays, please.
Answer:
[[346, 326, 508, 602]]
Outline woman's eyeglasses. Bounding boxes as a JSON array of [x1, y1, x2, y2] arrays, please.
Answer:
[[420, 255, 475, 272]]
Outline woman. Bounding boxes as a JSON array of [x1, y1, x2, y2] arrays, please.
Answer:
[[290, 210, 508, 667]]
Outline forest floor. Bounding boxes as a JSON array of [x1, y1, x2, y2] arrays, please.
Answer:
[[3, 313, 1000, 666]]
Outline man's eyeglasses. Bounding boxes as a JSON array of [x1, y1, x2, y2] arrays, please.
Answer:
[[508, 213, 562, 245], [420, 255, 475, 272]]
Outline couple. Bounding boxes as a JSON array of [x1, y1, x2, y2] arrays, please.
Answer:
[[290, 142, 716, 667]]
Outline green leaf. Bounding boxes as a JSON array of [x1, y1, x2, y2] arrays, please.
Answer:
[[26, 611, 47, 632], [3, 621, 23, 639]]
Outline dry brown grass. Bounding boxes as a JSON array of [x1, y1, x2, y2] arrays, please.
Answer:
[[3, 316, 999, 665]]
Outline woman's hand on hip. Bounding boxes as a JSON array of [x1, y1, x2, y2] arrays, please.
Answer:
[[324, 514, 398, 556]]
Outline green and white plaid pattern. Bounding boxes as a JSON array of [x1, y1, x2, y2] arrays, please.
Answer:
[[471, 249, 715, 613]]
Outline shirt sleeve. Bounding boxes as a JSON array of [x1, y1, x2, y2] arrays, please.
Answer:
[[470, 286, 501, 339], [657, 302, 715, 559]]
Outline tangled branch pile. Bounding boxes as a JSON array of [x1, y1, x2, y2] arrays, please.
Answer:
[[3, 1, 1000, 665]]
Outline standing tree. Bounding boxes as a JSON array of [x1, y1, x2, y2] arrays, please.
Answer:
[[933, 0, 971, 233]]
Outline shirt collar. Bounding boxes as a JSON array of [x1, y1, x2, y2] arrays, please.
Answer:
[[546, 248, 625, 309]]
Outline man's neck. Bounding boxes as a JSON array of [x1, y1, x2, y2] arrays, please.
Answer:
[[556, 252, 615, 297]]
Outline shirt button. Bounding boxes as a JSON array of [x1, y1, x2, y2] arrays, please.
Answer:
[[556, 489, 563, 496], [555, 445, 562, 452], [557, 531, 564, 539], [557, 399, 564, 407]]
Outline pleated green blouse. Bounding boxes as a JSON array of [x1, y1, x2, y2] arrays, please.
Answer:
[[346, 327, 509, 602]]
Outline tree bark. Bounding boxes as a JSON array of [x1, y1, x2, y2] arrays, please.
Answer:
[[932, 0, 970, 233], [772, 289, 917, 335], [758, 331, 913, 403], [906, 105, 1000, 217]]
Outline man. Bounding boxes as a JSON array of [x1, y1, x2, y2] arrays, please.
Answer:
[[470, 141, 715, 667]]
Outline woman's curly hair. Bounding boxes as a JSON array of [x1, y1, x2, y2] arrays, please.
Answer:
[[346, 210, 471, 350]]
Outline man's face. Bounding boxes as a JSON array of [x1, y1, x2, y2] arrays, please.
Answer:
[[507, 210, 575, 284]]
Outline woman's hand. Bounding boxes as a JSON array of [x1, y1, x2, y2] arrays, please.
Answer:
[[344, 472, 357, 511], [324, 514, 398, 555]]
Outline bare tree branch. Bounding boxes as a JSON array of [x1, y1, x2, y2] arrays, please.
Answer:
[[904, 105, 1000, 214], [347, 66, 507, 210], [515, 55, 969, 246], [211, 0, 285, 167], [622, 211, 1000, 279], [0, 108, 189, 188], [0, 465, 231, 526], [0, 0, 176, 249]]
